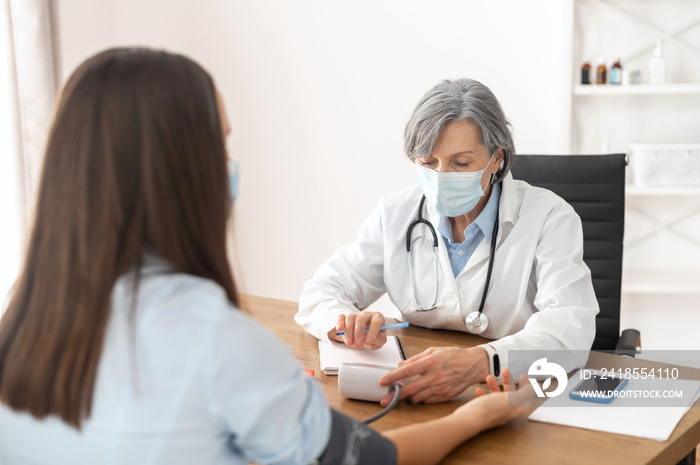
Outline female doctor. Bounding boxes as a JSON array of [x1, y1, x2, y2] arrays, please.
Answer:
[[295, 78, 599, 406]]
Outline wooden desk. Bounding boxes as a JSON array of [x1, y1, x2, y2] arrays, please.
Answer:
[[245, 295, 700, 465]]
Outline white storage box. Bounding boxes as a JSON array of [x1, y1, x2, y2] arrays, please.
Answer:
[[629, 143, 700, 186]]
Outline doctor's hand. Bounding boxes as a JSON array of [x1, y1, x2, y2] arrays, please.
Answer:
[[329, 312, 387, 350], [378, 346, 489, 406]]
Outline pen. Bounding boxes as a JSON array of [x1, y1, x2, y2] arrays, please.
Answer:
[[335, 321, 409, 336]]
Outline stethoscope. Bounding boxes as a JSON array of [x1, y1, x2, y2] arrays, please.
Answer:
[[406, 195, 499, 334]]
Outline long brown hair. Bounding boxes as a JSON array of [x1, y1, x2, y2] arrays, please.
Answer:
[[0, 48, 237, 428]]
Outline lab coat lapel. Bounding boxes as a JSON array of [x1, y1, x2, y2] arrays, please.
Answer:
[[459, 174, 519, 276], [499, 173, 520, 227], [462, 236, 492, 274]]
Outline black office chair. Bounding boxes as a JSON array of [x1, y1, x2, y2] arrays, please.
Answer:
[[510, 154, 639, 355]]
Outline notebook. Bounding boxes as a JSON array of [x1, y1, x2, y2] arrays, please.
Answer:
[[318, 336, 406, 375]]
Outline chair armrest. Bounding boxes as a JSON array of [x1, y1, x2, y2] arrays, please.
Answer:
[[615, 329, 641, 357]]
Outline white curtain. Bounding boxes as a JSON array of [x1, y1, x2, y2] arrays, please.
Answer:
[[0, 0, 57, 309], [8, 0, 57, 227]]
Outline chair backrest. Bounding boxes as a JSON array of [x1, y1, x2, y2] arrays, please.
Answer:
[[509, 154, 626, 351]]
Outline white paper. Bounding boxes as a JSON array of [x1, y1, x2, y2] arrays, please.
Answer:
[[528, 370, 700, 441], [319, 336, 405, 375]]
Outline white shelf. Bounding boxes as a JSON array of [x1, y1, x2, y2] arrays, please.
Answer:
[[573, 84, 700, 96], [622, 270, 700, 294], [626, 186, 700, 196]]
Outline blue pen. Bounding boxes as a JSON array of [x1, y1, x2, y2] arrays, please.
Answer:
[[335, 321, 409, 336]]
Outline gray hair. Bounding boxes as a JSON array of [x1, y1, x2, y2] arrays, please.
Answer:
[[404, 78, 516, 182]]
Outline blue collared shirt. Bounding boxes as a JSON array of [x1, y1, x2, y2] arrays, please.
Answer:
[[438, 183, 501, 278]]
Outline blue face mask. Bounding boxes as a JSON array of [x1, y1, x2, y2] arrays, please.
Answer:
[[228, 161, 239, 201], [415, 152, 496, 217]]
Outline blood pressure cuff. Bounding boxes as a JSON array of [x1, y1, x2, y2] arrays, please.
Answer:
[[316, 409, 397, 465]]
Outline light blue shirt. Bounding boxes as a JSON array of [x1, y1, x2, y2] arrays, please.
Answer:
[[437, 183, 501, 278], [0, 255, 330, 465]]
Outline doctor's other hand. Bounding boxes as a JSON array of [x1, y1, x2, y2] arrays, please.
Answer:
[[329, 312, 387, 350], [378, 346, 489, 406], [455, 368, 533, 432]]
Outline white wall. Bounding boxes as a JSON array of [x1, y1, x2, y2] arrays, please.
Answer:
[[53, 0, 116, 80], [55, 0, 575, 302]]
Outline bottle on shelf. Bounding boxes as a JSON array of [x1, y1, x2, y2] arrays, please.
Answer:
[[596, 57, 607, 84], [610, 58, 622, 85], [649, 41, 667, 84], [581, 61, 591, 85]]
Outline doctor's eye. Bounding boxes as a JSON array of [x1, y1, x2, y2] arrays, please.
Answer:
[[419, 159, 437, 166]]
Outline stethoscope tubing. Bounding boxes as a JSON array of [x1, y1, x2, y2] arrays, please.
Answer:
[[406, 196, 438, 251]]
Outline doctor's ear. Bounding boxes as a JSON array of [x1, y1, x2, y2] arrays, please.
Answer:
[[495, 148, 505, 166], [492, 149, 504, 174]]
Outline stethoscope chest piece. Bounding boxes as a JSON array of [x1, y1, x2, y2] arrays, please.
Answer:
[[465, 311, 489, 334]]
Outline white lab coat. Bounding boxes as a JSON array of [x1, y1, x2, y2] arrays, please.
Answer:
[[295, 173, 599, 376]]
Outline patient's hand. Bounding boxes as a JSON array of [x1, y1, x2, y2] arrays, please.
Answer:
[[461, 369, 533, 431]]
